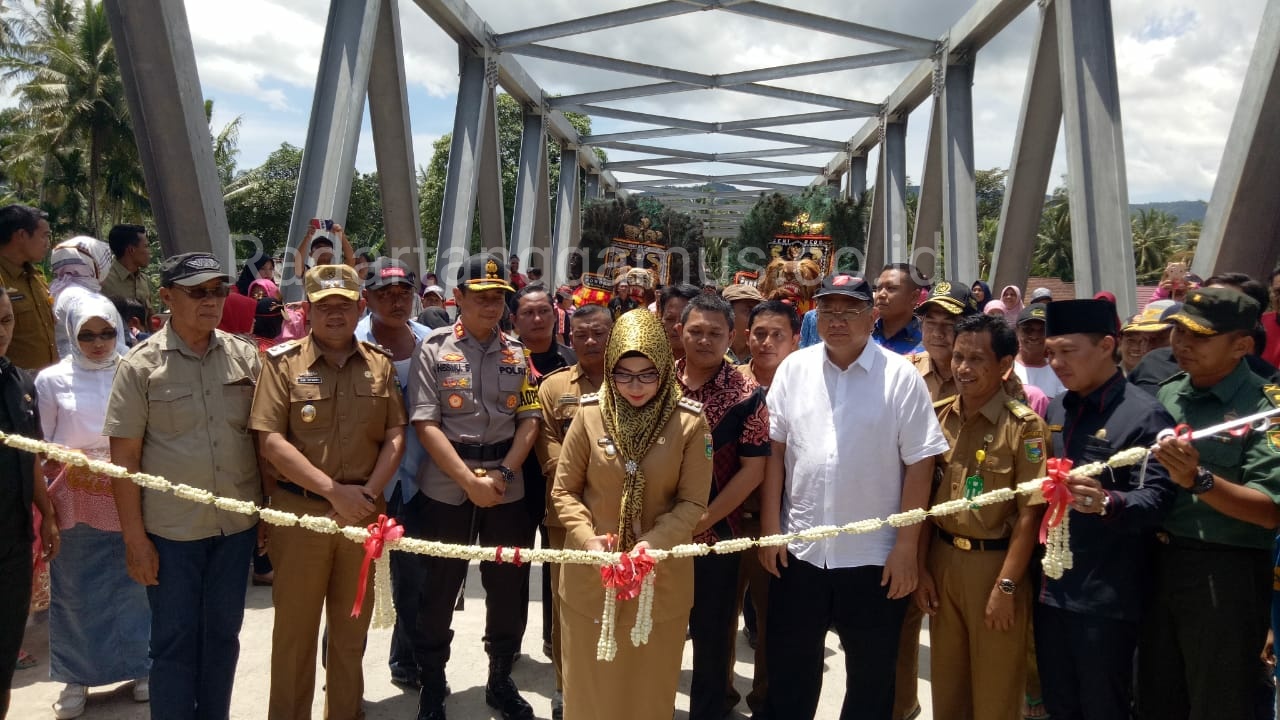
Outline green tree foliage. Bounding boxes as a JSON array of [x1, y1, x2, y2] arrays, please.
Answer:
[[419, 93, 596, 257], [1032, 189, 1074, 281]]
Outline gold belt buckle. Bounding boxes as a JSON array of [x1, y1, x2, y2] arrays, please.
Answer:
[[953, 536, 972, 551]]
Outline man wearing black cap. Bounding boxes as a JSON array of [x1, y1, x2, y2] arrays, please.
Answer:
[[760, 272, 947, 720], [355, 258, 435, 688], [1014, 304, 1066, 399], [104, 252, 263, 718], [1141, 287, 1280, 720], [407, 253, 541, 720], [250, 264, 407, 718], [1034, 299, 1177, 720]]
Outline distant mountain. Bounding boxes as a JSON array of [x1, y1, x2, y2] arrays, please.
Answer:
[[1130, 200, 1207, 225]]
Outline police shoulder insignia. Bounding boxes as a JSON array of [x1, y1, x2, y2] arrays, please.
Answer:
[[933, 394, 958, 410], [679, 397, 704, 413], [361, 340, 394, 358], [1005, 399, 1036, 422], [1264, 384, 1280, 409], [267, 340, 299, 357], [1023, 435, 1045, 463], [580, 393, 601, 405]]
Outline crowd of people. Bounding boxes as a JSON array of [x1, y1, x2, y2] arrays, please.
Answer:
[[2, 199, 1280, 720]]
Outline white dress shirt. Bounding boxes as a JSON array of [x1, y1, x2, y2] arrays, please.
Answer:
[[1014, 358, 1067, 400], [767, 341, 948, 569]]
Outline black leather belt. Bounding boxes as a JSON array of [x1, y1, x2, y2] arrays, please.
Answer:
[[277, 481, 322, 500], [451, 439, 513, 462], [936, 527, 1010, 552]]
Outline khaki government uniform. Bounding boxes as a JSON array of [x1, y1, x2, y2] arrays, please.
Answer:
[[534, 363, 602, 692], [0, 255, 57, 372], [248, 334, 407, 720], [102, 324, 262, 540], [100, 258, 154, 315], [912, 351, 957, 401], [928, 390, 1047, 720], [551, 395, 712, 720]]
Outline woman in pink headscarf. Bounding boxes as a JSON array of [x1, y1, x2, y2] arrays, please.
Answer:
[[984, 299, 1009, 321], [998, 285, 1024, 326]]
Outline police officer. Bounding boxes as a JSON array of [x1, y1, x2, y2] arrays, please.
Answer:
[[915, 314, 1046, 720], [535, 302, 612, 719], [1143, 287, 1280, 720], [1035, 299, 1176, 720], [250, 263, 407, 720], [407, 254, 541, 720]]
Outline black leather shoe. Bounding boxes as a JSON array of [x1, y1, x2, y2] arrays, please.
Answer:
[[485, 656, 534, 720], [416, 674, 449, 720]]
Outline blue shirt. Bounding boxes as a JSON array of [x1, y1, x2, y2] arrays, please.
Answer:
[[799, 309, 820, 349], [354, 316, 431, 504], [872, 316, 925, 355]]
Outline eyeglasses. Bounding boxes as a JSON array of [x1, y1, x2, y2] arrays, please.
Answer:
[[173, 283, 231, 300], [611, 370, 660, 385], [76, 329, 118, 343], [816, 306, 871, 323]]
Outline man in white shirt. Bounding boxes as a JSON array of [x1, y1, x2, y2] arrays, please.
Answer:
[[759, 273, 948, 720], [1013, 305, 1066, 399]]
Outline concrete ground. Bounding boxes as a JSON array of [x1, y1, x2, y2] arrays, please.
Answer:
[[10, 562, 935, 719]]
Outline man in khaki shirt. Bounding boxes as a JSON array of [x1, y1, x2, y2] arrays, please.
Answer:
[[104, 252, 261, 719], [914, 313, 1046, 720], [102, 223, 154, 315], [0, 205, 56, 371], [250, 263, 407, 720], [534, 302, 611, 716]]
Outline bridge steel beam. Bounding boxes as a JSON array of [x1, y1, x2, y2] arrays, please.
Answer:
[[510, 109, 551, 270], [941, 60, 979, 284]]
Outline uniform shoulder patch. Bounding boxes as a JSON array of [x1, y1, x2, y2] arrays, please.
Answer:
[[933, 394, 958, 410], [679, 397, 704, 414], [360, 340, 394, 358], [266, 340, 300, 357], [1005, 399, 1037, 422], [579, 392, 601, 405], [1264, 384, 1280, 409]]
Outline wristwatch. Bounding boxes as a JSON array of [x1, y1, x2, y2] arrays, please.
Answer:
[[1190, 466, 1215, 495], [997, 578, 1017, 596], [497, 465, 517, 485]]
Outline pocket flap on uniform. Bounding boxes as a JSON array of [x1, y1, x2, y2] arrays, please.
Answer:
[[289, 384, 330, 402], [149, 384, 194, 403]]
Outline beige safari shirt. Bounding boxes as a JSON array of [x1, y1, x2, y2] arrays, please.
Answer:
[[103, 325, 262, 541], [407, 320, 542, 505], [0, 255, 56, 371], [534, 364, 602, 527], [100, 259, 154, 315]]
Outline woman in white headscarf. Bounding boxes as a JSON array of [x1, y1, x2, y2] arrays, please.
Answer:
[[34, 295, 150, 718], [49, 236, 115, 357]]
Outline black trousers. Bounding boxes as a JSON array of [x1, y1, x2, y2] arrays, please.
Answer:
[[1137, 542, 1271, 720], [410, 498, 533, 677], [0, 540, 32, 719], [1034, 603, 1137, 720], [388, 491, 428, 677], [689, 551, 744, 720], [766, 556, 907, 720]]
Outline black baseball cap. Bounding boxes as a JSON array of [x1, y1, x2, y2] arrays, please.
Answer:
[[813, 273, 872, 302], [1017, 304, 1048, 326], [916, 280, 979, 317], [363, 257, 417, 291], [457, 253, 514, 293], [160, 252, 231, 288], [1165, 287, 1261, 336]]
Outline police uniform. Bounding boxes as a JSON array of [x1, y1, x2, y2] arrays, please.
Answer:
[[406, 254, 541, 720], [534, 363, 602, 700], [895, 280, 978, 720], [247, 264, 406, 720], [1138, 289, 1280, 720], [928, 391, 1046, 720], [0, 254, 56, 371], [1034, 300, 1177, 720]]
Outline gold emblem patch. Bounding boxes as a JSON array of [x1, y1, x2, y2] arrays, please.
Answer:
[[934, 281, 951, 295], [447, 394, 464, 409], [485, 259, 499, 279], [300, 404, 317, 423]]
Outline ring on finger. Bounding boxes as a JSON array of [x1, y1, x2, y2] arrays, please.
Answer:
[[1082, 495, 1094, 507]]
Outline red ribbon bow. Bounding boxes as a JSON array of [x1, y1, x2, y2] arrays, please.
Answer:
[[351, 515, 405, 617], [600, 547, 656, 601], [1039, 458, 1075, 544]]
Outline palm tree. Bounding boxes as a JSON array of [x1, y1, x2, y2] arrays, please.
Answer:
[[1033, 197, 1074, 281], [205, 98, 243, 190], [1130, 208, 1178, 283]]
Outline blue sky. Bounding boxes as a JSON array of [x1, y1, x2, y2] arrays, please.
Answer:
[[6, 1, 1271, 204]]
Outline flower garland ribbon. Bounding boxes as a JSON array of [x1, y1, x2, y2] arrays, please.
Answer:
[[1039, 458, 1075, 543], [596, 548, 657, 660], [351, 514, 404, 618], [600, 547, 655, 600]]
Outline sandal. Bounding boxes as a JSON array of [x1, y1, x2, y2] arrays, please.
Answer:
[[16, 649, 37, 670], [1023, 695, 1049, 719]]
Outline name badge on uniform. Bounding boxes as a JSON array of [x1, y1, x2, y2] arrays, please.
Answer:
[[296, 374, 322, 385]]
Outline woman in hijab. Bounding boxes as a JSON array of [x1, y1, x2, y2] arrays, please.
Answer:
[[235, 253, 275, 296], [252, 297, 285, 352], [999, 285, 1024, 325], [552, 309, 712, 720], [984, 299, 1009, 321], [971, 280, 992, 307], [49, 236, 114, 357], [34, 295, 149, 717], [247, 278, 280, 301]]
